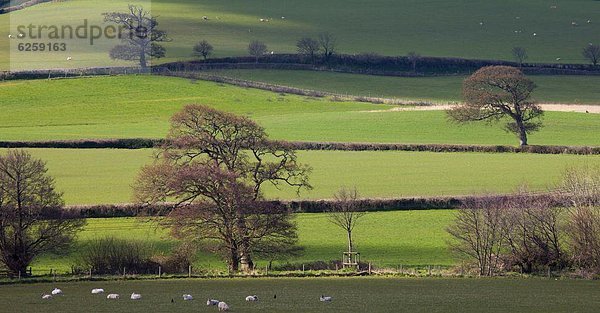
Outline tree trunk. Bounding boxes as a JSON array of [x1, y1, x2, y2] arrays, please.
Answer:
[[139, 50, 147, 69], [347, 230, 353, 253], [516, 118, 528, 146], [240, 252, 254, 272]]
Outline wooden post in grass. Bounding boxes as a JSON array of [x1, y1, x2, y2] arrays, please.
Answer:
[[265, 265, 268, 276], [89, 268, 92, 279], [302, 264, 305, 274], [18, 271, 21, 280], [368, 262, 372, 275], [158, 266, 162, 278], [428, 265, 432, 276], [188, 265, 192, 278], [123, 267, 126, 278]]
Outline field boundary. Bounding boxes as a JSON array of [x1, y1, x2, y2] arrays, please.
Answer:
[[65, 193, 563, 217], [1, 139, 598, 154]]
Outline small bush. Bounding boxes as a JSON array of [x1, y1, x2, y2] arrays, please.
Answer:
[[78, 237, 157, 275], [151, 243, 197, 274]]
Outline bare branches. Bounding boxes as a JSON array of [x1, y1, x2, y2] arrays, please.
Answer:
[[327, 187, 366, 253], [0, 150, 84, 275], [134, 105, 311, 272]]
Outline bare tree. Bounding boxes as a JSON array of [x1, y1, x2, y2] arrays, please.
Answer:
[[0, 150, 85, 275], [318, 32, 337, 62], [296, 37, 320, 63], [560, 165, 600, 275], [134, 105, 311, 272], [103, 5, 170, 69], [447, 66, 542, 146], [406, 51, 421, 73], [327, 187, 366, 254], [193, 40, 214, 60], [248, 40, 267, 63], [501, 194, 565, 273], [582, 44, 600, 66], [447, 196, 506, 276], [511, 47, 528, 67]]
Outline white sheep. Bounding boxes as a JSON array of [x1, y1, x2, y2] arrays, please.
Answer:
[[207, 299, 220, 306], [130, 293, 142, 300], [41, 294, 52, 300], [479, 21, 484, 26], [218, 301, 229, 311], [532, 32, 537, 36], [182, 294, 193, 301], [245, 295, 258, 301], [51, 288, 63, 295], [17, 33, 24, 38], [556, 57, 561, 61], [202, 16, 208, 20], [260, 18, 269, 22], [91, 288, 104, 294], [281, 16, 285, 19], [320, 295, 332, 302], [106, 294, 120, 299], [66, 57, 72, 61], [571, 21, 578, 26], [587, 19, 592, 24], [8, 34, 13, 39]]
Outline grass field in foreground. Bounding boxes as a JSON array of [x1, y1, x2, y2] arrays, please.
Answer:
[[6, 148, 600, 205], [2, 0, 600, 70], [207, 69, 600, 104], [0, 76, 599, 146], [33, 210, 455, 272], [2, 277, 599, 313]]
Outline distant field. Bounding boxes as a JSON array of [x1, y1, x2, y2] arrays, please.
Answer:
[[2, 0, 600, 70], [3, 277, 600, 313], [4, 148, 599, 205], [34, 210, 455, 272], [0, 75, 598, 146], [207, 70, 600, 105]]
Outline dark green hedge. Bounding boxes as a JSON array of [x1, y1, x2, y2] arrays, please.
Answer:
[[2, 139, 597, 155]]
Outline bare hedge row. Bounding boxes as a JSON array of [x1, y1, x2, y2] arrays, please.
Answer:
[[1, 139, 598, 155], [65, 194, 565, 218]]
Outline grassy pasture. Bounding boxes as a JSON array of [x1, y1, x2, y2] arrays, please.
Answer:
[[2, 277, 600, 313], [4, 148, 600, 205], [0, 75, 599, 146], [207, 69, 600, 105], [2, 0, 600, 70], [33, 210, 455, 273]]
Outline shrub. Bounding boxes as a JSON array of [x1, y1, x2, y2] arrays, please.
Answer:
[[78, 237, 157, 275], [151, 243, 197, 274]]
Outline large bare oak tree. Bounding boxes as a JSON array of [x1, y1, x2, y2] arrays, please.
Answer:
[[134, 105, 311, 272]]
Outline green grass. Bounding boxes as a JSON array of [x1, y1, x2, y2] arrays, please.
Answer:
[[0, 75, 599, 146], [33, 210, 455, 273], [207, 69, 600, 105], [2, 277, 600, 313], [5, 148, 600, 205], [2, 0, 600, 70]]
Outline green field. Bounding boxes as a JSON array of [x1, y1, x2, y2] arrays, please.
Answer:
[[207, 69, 600, 104], [2, 0, 600, 70], [33, 210, 454, 272], [2, 277, 600, 313], [5, 148, 599, 205], [1, 75, 599, 146]]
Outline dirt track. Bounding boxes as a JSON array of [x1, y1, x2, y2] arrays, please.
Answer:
[[365, 104, 600, 114]]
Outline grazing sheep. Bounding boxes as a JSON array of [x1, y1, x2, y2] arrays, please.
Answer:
[[182, 294, 193, 301], [218, 301, 229, 311], [245, 295, 258, 301], [320, 295, 332, 302], [587, 20, 592, 24], [202, 16, 208, 20], [556, 57, 561, 61], [130, 293, 142, 300], [260, 18, 269, 22], [41, 294, 52, 300], [281, 16, 285, 19], [91, 288, 104, 294], [571, 21, 578, 26], [107, 294, 120, 299], [207, 299, 220, 306], [51, 288, 63, 296], [66, 57, 72, 61], [532, 32, 537, 36], [17, 33, 24, 38], [479, 21, 484, 26], [8, 34, 13, 39]]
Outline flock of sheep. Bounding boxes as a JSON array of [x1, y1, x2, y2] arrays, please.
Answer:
[[40, 287, 333, 311]]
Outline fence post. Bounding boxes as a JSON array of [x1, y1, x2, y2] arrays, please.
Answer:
[[188, 265, 192, 278], [368, 263, 372, 275], [265, 265, 268, 276], [89, 268, 92, 279], [302, 264, 305, 274], [123, 267, 126, 278], [158, 266, 162, 278], [428, 265, 432, 276], [18, 271, 21, 280]]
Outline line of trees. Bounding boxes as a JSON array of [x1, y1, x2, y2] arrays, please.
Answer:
[[448, 165, 600, 277]]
